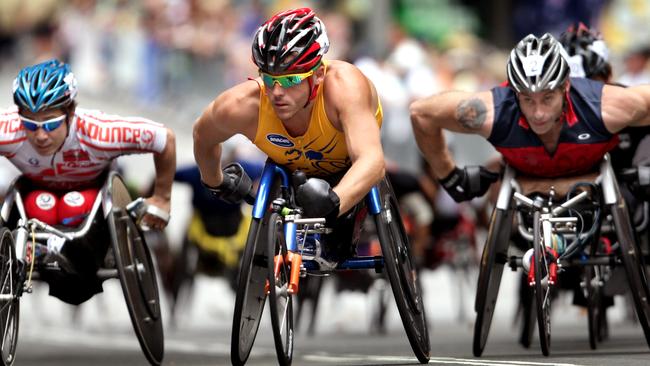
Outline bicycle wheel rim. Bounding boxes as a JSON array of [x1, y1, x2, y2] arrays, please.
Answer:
[[268, 213, 294, 365]]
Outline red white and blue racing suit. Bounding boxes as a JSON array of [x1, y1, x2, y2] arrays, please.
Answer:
[[0, 106, 168, 226], [489, 77, 619, 178]]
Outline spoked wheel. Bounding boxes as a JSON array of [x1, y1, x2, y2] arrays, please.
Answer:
[[584, 263, 604, 350], [267, 213, 294, 366], [0, 228, 18, 366], [473, 208, 513, 356], [610, 203, 650, 348], [107, 174, 164, 365], [533, 211, 551, 356], [374, 179, 429, 364], [231, 213, 272, 365], [518, 274, 535, 349]]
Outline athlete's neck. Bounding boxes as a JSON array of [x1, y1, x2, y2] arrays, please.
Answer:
[[281, 100, 316, 137]]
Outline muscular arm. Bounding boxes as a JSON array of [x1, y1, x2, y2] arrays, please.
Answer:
[[410, 90, 494, 179], [326, 66, 385, 214], [192, 82, 259, 187], [151, 127, 176, 201], [142, 127, 176, 229], [602, 84, 650, 132]]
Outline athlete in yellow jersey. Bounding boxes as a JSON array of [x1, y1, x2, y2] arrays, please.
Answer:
[[193, 8, 384, 224]]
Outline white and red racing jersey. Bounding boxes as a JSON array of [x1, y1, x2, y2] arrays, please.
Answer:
[[0, 106, 168, 189]]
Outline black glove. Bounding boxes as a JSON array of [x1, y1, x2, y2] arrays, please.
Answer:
[[439, 166, 499, 202], [202, 162, 253, 204], [295, 176, 340, 222], [619, 166, 650, 199]]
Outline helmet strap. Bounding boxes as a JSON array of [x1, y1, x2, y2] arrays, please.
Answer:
[[303, 76, 319, 108]]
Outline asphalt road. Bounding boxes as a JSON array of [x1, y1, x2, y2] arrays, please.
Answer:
[[12, 271, 650, 366], [15, 318, 650, 366]]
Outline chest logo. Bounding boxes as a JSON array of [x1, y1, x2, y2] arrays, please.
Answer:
[[28, 157, 39, 166], [266, 134, 294, 148], [578, 133, 591, 140]]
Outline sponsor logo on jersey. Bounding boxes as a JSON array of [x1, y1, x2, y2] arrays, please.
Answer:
[[0, 120, 22, 134], [77, 119, 154, 145], [36, 193, 56, 210], [63, 149, 90, 162], [578, 133, 591, 140], [63, 191, 85, 207], [266, 134, 294, 148], [28, 157, 39, 166]]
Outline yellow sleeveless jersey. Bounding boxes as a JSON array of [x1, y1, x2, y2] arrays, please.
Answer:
[[253, 68, 383, 177]]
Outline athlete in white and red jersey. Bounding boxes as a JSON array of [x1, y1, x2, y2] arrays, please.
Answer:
[[9, 59, 176, 229]]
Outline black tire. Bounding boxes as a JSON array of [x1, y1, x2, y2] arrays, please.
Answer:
[[611, 203, 650, 348], [584, 263, 601, 350], [518, 275, 535, 349], [0, 227, 18, 366], [374, 179, 430, 364], [231, 215, 272, 365], [473, 208, 513, 357], [533, 211, 551, 356], [108, 174, 164, 366], [267, 213, 294, 365]]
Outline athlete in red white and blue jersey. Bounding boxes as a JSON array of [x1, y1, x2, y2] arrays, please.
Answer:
[[411, 33, 650, 202]]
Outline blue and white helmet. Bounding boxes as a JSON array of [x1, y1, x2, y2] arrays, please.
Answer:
[[13, 59, 78, 113]]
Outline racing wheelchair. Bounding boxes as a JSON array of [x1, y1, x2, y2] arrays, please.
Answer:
[[473, 155, 650, 357], [0, 171, 164, 365], [230, 161, 430, 366]]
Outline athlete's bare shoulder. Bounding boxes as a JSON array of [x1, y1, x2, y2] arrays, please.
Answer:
[[322, 60, 378, 117], [209, 79, 262, 140]]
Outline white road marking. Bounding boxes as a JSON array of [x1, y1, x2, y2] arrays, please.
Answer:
[[304, 354, 584, 366]]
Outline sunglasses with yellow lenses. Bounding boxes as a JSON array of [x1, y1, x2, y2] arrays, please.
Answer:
[[259, 64, 320, 88]]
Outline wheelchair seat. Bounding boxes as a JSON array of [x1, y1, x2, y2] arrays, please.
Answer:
[[0, 172, 124, 304]]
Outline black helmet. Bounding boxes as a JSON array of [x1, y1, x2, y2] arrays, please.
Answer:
[[252, 7, 329, 74], [507, 33, 570, 93], [560, 23, 611, 81]]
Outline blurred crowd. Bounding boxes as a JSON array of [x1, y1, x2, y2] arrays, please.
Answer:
[[2, 0, 650, 333]]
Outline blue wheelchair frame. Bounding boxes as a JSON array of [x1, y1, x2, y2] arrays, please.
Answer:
[[252, 161, 384, 271]]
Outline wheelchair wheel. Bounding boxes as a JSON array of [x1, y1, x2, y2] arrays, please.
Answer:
[[231, 215, 272, 365], [584, 264, 602, 350], [473, 208, 513, 356], [267, 213, 294, 366], [518, 275, 535, 349], [611, 203, 650, 348], [0, 228, 18, 366], [374, 179, 430, 364], [107, 174, 164, 366], [533, 211, 551, 356]]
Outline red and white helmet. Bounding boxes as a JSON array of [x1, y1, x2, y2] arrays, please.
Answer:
[[252, 8, 329, 74]]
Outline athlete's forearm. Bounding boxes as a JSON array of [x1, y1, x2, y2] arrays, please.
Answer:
[[411, 114, 456, 180], [152, 128, 176, 200], [192, 116, 225, 187], [333, 153, 385, 214]]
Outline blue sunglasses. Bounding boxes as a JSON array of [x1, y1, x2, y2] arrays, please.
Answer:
[[19, 114, 66, 132]]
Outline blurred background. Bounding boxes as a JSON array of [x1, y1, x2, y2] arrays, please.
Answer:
[[3, 0, 650, 173], [2, 0, 650, 343]]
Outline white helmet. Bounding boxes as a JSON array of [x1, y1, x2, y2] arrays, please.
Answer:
[[507, 33, 570, 93]]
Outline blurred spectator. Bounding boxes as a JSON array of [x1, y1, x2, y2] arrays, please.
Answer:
[[618, 47, 650, 87]]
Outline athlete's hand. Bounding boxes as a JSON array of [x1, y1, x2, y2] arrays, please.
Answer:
[[202, 163, 254, 204], [295, 176, 340, 222], [439, 166, 499, 202], [619, 166, 650, 198], [143, 195, 171, 230]]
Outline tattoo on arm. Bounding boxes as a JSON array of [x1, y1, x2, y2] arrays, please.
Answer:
[[456, 98, 487, 130]]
